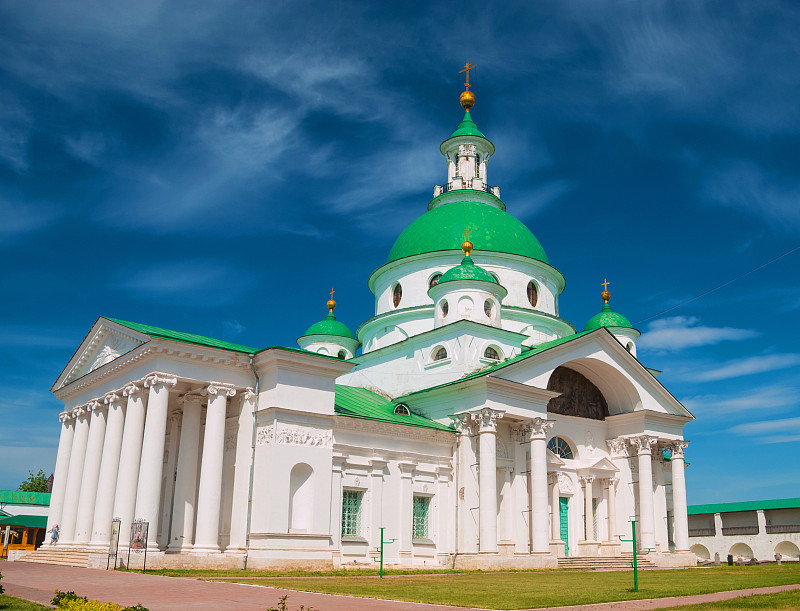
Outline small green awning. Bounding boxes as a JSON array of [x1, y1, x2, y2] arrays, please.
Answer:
[[0, 515, 47, 528]]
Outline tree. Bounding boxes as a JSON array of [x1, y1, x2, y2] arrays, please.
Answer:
[[18, 469, 49, 493]]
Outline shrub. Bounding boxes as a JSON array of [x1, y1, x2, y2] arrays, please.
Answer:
[[52, 591, 88, 606], [51, 590, 149, 610], [0, 568, 4, 595], [266, 595, 316, 611]]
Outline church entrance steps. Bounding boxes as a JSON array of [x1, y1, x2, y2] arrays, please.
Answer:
[[16, 547, 90, 568], [557, 554, 655, 570]]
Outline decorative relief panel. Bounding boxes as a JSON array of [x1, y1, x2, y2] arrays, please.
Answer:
[[557, 472, 574, 494], [255, 423, 332, 447], [256, 425, 274, 446]]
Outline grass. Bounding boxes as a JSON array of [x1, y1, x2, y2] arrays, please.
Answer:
[[225, 565, 800, 610], [0, 595, 49, 610], [661, 589, 800, 610]]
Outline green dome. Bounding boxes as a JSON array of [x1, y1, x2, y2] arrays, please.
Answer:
[[387, 201, 548, 264], [583, 304, 634, 332], [302, 313, 356, 340], [438, 256, 499, 285], [449, 110, 486, 138]]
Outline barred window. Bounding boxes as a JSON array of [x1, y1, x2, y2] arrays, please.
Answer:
[[412, 495, 431, 539], [341, 490, 363, 537]]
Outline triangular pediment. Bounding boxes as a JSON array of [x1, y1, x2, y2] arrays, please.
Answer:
[[546, 449, 566, 466], [588, 457, 619, 473], [53, 318, 149, 390]]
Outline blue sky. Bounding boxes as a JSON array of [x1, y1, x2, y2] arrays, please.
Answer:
[[1, 1, 798, 503]]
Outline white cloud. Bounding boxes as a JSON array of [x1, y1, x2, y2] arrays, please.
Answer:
[[682, 385, 799, 415], [728, 417, 800, 444], [689, 353, 800, 382], [638, 316, 758, 352]]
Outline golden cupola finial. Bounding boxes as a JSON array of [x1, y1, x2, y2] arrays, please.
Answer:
[[459, 62, 476, 110], [601, 279, 611, 305], [461, 226, 473, 257], [327, 288, 336, 313]]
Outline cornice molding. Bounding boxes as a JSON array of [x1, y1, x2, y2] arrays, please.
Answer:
[[332, 415, 454, 443]]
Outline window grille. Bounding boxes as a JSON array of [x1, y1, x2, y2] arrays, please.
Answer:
[[547, 436, 574, 459], [412, 495, 431, 539], [341, 490, 363, 537]]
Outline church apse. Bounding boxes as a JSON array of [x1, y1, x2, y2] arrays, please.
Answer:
[[546, 366, 609, 420]]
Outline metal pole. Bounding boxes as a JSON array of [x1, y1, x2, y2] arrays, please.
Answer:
[[632, 519, 638, 592], [380, 527, 384, 578]]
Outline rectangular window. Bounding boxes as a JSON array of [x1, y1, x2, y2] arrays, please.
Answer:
[[412, 495, 431, 540], [341, 490, 363, 537]]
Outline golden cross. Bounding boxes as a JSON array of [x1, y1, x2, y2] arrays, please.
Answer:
[[602, 279, 610, 291], [463, 226, 472, 242], [329, 288, 335, 300], [459, 62, 477, 90]]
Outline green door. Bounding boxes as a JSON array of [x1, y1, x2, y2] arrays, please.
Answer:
[[559, 497, 569, 556]]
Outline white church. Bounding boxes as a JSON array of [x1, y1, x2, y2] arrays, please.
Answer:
[[36, 78, 696, 570]]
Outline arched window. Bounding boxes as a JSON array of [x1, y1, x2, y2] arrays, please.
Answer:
[[392, 283, 403, 308], [440, 300, 449, 318], [432, 347, 448, 361], [547, 436, 574, 459], [337, 350, 347, 360], [483, 346, 500, 360], [288, 463, 314, 533], [393, 404, 410, 415], [484, 299, 494, 318], [527, 281, 538, 307], [429, 273, 442, 289]]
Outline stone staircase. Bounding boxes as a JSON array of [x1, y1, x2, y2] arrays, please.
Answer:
[[558, 553, 655, 570], [16, 546, 90, 567]]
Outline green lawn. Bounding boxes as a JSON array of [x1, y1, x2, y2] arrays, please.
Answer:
[[661, 589, 800, 610], [227, 565, 800, 610], [0, 595, 49, 610]]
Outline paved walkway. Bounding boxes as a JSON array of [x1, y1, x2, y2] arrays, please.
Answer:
[[1, 561, 798, 611]]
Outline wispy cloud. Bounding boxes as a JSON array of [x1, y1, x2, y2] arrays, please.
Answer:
[[728, 417, 800, 444], [682, 384, 799, 415], [638, 316, 758, 352], [687, 353, 800, 382]]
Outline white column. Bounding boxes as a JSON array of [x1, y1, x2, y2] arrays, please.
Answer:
[[193, 383, 235, 553], [670, 440, 690, 551], [89, 391, 126, 549], [606, 478, 618, 541], [47, 412, 76, 532], [113, 383, 147, 550], [134, 373, 177, 551], [500, 467, 513, 542], [168, 392, 203, 552], [73, 401, 108, 543], [227, 388, 256, 553], [454, 415, 478, 554], [630, 435, 658, 550], [471, 408, 503, 553], [59, 405, 91, 545], [549, 473, 560, 541], [511, 427, 529, 554], [582, 476, 595, 542], [529, 417, 552, 553], [158, 410, 181, 549]]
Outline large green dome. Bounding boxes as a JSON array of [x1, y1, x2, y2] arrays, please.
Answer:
[[387, 201, 548, 264]]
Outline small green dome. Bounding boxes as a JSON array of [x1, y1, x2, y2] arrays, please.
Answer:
[[302, 313, 356, 340], [583, 304, 634, 332], [387, 201, 548, 264], [449, 110, 486, 138], [438, 256, 499, 285]]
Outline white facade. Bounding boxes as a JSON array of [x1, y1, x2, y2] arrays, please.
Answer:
[[38, 97, 697, 570]]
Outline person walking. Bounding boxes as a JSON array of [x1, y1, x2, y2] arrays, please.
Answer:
[[47, 524, 59, 545]]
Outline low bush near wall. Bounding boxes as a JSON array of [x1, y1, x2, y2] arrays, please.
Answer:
[[52, 590, 148, 611], [267, 595, 316, 611]]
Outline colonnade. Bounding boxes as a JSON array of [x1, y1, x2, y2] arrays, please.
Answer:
[[457, 411, 690, 556], [48, 372, 256, 556]]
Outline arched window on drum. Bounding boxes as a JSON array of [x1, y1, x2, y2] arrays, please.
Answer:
[[547, 436, 574, 460]]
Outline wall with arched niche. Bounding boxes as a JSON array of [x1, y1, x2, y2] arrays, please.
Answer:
[[289, 463, 314, 533]]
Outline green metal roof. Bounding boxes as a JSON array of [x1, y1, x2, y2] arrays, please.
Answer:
[[387, 201, 548, 264], [108, 318, 258, 353], [688, 498, 800, 515], [438, 255, 499, 286], [0, 514, 47, 528], [583, 304, 634, 332], [449, 110, 486, 138], [301, 313, 356, 340], [0, 491, 51, 506], [334, 385, 452, 431]]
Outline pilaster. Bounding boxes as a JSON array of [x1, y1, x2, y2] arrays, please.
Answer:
[[528, 417, 552, 554]]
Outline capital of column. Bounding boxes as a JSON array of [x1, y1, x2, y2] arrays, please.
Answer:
[[628, 434, 658, 456], [86, 399, 103, 412], [206, 382, 236, 398], [528, 417, 553, 440], [436, 465, 453, 481], [600, 476, 618, 489], [398, 461, 417, 478], [167, 409, 182, 424], [242, 387, 257, 402], [72, 404, 88, 418], [667, 439, 689, 459], [104, 391, 124, 406], [123, 383, 143, 397], [178, 391, 204, 406], [547, 472, 559, 485], [469, 407, 504, 434], [606, 437, 629, 457], [579, 475, 595, 485], [144, 372, 178, 389], [58, 410, 73, 423]]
